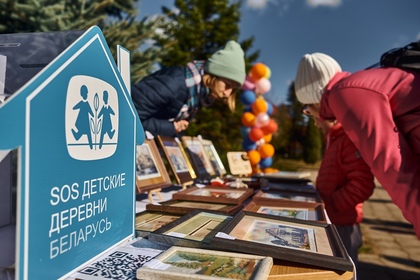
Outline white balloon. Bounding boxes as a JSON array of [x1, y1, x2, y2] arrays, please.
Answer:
[[255, 112, 270, 127]]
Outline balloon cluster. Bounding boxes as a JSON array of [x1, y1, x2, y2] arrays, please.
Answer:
[[240, 63, 278, 173]]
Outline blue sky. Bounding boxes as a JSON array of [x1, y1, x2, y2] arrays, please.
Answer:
[[137, 0, 420, 105]]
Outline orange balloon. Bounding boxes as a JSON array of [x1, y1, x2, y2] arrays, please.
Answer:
[[250, 63, 268, 81], [249, 127, 264, 142], [261, 119, 278, 134], [263, 167, 279, 173], [241, 112, 256, 127], [262, 133, 272, 143], [252, 165, 262, 175], [248, 150, 261, 166], [259, 143, 275, 158], [252, 98, 268, 114]]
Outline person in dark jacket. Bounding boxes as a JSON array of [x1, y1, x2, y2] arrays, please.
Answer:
[[131, 40, 246, 137], [303, 105, 375, 267]]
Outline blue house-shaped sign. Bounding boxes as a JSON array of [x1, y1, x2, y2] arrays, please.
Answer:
[[0, 26, 145, 279]]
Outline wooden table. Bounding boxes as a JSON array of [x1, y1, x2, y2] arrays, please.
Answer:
[[269, 259, 354, 279]]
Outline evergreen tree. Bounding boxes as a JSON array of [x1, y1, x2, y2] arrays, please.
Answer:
[[0, 0, 168, 83], [303, 118, 322, 164], [156, 0, 259, 165], [271, 103, 292, 158], [285, 82, 306, 158]]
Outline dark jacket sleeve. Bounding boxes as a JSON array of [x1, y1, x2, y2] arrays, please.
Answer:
[[131, 66, 188, 137]]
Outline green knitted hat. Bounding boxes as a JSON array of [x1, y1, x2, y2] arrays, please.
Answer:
[[205, 40, 246, 85]]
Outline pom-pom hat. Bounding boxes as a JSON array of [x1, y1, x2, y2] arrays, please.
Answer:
[[294, 52, 342, 104], [205, 40, 246, 86]]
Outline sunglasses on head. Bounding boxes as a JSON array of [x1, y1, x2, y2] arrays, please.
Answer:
[[301, 105, 311, 116]]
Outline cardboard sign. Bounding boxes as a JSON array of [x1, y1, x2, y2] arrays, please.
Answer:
[[0, 26, 144, 279]]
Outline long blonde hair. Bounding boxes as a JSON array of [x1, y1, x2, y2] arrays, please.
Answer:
[[203, 74, 237, 112]]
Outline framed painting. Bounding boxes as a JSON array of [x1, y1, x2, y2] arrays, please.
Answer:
[[172, 185, 254, 205], [181, 136, 216, 179], [136, 138, 172, 194], [145, 200, 243, 215], [136, 246, 273, 280], [201, 138, 227, 176], [135, 210, 183, 237], [264, 181, 318, 194], [147, 210, 232, 248], [243, 200, 327, 222], [156, 135, 196, 186], [252, 173, 313, 187], [226, 151, 252, 176], [252, 189, 323, 208], [211, 211, 353, 272]]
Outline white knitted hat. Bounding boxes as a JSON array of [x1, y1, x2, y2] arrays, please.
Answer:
[[294, 53, 342, 104]]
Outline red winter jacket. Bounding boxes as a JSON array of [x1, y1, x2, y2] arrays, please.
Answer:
[[320, 68, 420, 238], [316, 123, 375, 225]]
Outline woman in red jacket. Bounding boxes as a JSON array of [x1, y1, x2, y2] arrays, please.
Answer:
[[294, 52, 420, 239], [303, 106, 375, 266]]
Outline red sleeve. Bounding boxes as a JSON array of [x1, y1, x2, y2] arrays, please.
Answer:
[[330, 135, 375, 211], [329, 87, 420, 238]]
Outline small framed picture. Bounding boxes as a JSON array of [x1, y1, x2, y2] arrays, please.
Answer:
[[243, 200, 327, 222], [135, 138, 172, 194], [146, 199, 243, 215], [252, 172, 314, 190], [147, 210, 232, 249], [252, 189, 323, 208], [211, 211, 353, 272], [262, 181, 317, 194], [135, 210, 183, 237], [172, 185, 254, 205], [136, 246, 273, 280], [156, 135, 196, 185], [226, 151, 252, 176], [181, 136, 216, 179], [200, 138, 227, 176]]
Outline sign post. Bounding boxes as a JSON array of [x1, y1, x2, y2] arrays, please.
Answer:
[[0, 26, 144, 280]]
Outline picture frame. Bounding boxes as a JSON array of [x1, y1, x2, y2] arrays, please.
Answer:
[[181, 136, 216, 179], [259, 171, 311, 179], [226, 151, 252, 176], [252, 173, 313, 188], [211, 211, 353, 272], [263, 181, 318, 194], [172, 185, 254, 205], [135, 138, 173, 194], [145, 199, 243, 215], [135, 210, 183, 237], [136, 246, 273, 280], [243, 200, 327, 222], [156, 135, 196, 186], [147, 210, 232, 249], [252, 189, 323, 208], [200, 138, 227, 176]]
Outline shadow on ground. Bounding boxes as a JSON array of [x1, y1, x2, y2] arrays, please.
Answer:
[[362, 218, 414, 235], [358, 261, 420, 280], [367, 198, 393, 204]]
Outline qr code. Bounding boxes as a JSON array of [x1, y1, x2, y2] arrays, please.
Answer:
[[78, 251, 153, 280]]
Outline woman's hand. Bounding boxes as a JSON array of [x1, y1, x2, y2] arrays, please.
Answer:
[[174, 120, 189, 133]]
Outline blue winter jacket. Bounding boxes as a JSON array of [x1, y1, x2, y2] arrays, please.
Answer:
[[132, 66, 188, 137]]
